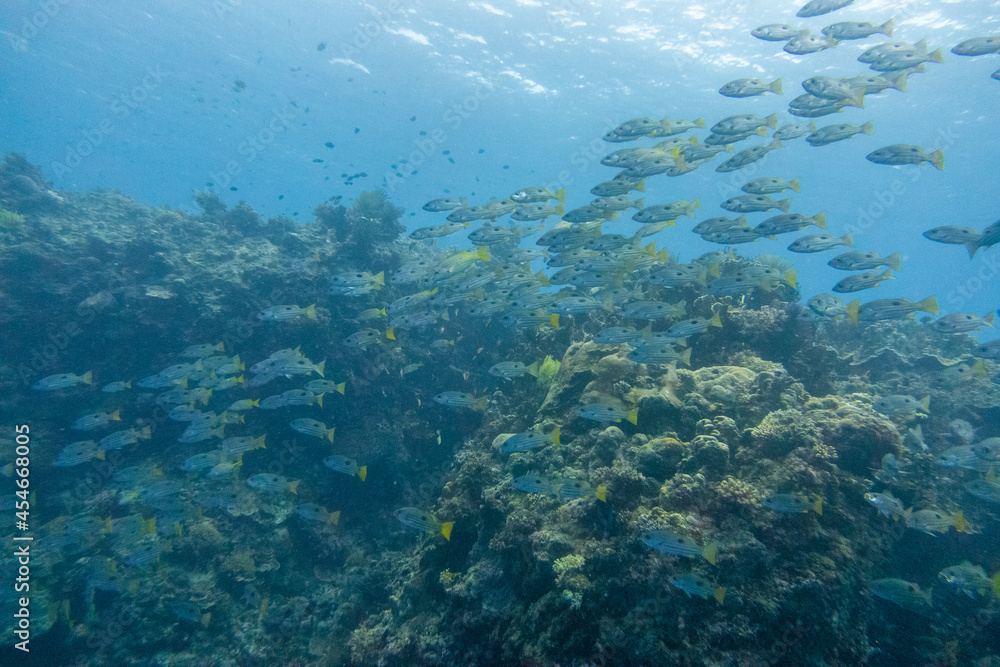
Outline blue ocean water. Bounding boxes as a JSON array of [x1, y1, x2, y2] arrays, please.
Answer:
[[2, 0, 998, 316], [3, 1, 1000, 665]]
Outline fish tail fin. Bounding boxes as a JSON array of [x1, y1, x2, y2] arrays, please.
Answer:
[[703, 542, 718, 565], [785, 270, 797, 289], [991, 572, 1000, 598], [679, 348, 692, 366], [215, 342, 225, 353], [525, 361, 540, 377], [972, 359, 989, 375], [967, 242, 980, 258], [373, 271, 385, 286], [256, 434, 266, 449], [813, 497, 824, 515], [327, 427, 335, 443], [81, 370, 94, 384], [549, 314, 560, 329], [551, 426, 561, 446], [886, 253, 902, 271], [316, 393, 324, 409], [692, 117, 705, 128], [330, 510, 341, 526], [553, 203, 565, 217], [952, 510, 966, 532], [779, 198, 791, 213], [789, 177, 801, 192], [770, 78, 783, 95], [814, 211, 827, 229], [358, 466, 367, 482], [316, 360, 326, 377], [110, 408, 121, 421], [440, 522, 453, 541], [983, 312, 996, 328], [841, 233, 854, 247], [305, 304, 317, 320], [861, 120, 874, 135], [919, 395, 931, 412], [96, 449, 106, 460], [929, 47, 944, 63], [336, 381, 346, 394], [140, 425, 152, 439], [625, 407, 639, 426], [476, 396, 489, 411], [554, 188, 566, 203], [288, 480, 300, 495], [476, 246, 491, 261], [880, 17, 894, 36], [635, 179, 646, 192], [595, 483, 607, 502], [847, 299, 860, 324], [919, 295, 939, 315], [891, 71, 908, 92], [714, 586, 726, 605], [201, 612, 212, 628], [633, 198, 644, 211], [709, 312, 723, 327], [765, 113, 778, 129], [769, 138, 784, 150], [930, 149, 945, 171], [147, 518, 156, 534], [386, 328, 396, 341]]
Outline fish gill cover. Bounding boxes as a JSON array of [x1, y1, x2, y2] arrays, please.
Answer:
[[0, 0, 999, 665]]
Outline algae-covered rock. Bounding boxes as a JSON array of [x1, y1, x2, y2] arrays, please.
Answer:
[[804, 395, 901, 476], [750, 409, 821, 459]]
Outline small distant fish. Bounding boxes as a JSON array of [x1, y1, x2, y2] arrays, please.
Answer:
[[931, 312, 995, 333], [433, 391, 488, 410], [774, 121, 816, 140], [845, 296, 938, 322], [34, 371, 93, 390], [246, 473, 299, 494], [641, 528, 718, 564], [965, 479, 1000, 505], [741, 177, 800, 195], [101, 380, 132, 393], [180, 342, 225, 358], [788, 233, 853, 253], [797, 0, 855, 18], [874, 394, 929, 417], [290, 418, 335, 442], [906, 509, 966, 535], [828, 251, 901, 272], [666, 314, 723, 338], [806, 121, 874, 146], [869, 578, 932, 612], [785, 34, 838, 55], [952, 36, 1000, 56], [923, 226, 983, 257], [512, 474, 553, 495], [489, 361, 540, 381], [257, 304, 317, 321], [323, 455, 367, 480], [721, 195, 791, 214], [510, 186, 566, 204], [668, 574, 726, 604], [938, 562, 998, 598], [72, 409, 121, 431], [751, 24, 809, 42], [576, 403, 638, 425], [864, 492, 910, 521], [296, 503, 340, 526], [832, 268, 894, 293], [822, 19, 894, 40], [764, 493, 823, 514], [423, 197, 468, 212], [499, 428, 561, 454], [393, 507, 453, 540], [719, 78, 783, 98], [716, 139, 783, 173], [866, 144, 944, 170]]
